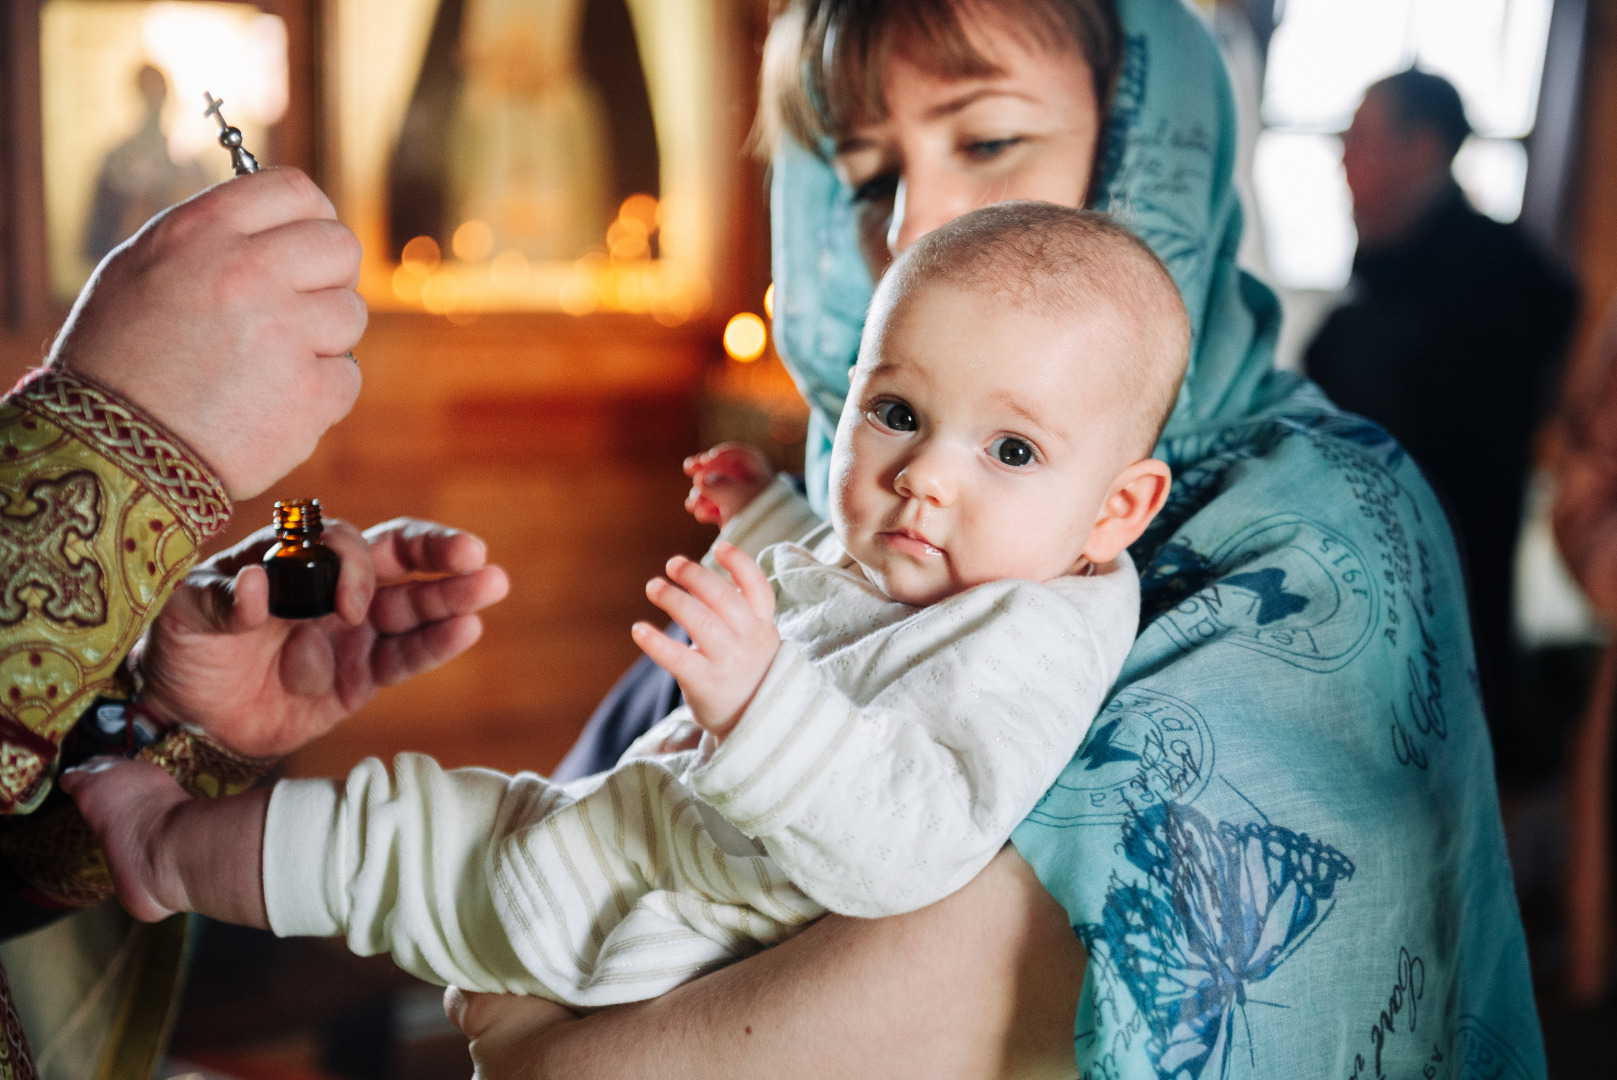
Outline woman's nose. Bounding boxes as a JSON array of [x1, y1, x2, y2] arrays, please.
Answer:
[[886, 171, 979, 257]]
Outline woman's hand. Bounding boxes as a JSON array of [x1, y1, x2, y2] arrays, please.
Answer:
[[444, 989, 578, 1080], [683, 443, 773, 526], [135, 518, 509, 758], [452, 846, 1085, 1080]]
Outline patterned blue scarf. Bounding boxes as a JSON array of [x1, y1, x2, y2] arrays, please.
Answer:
[[767, 1, 1543, 1076]]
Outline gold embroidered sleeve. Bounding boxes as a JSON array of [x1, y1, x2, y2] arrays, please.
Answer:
[[0, 370, 230, 815], [0, 729, 275, 910]]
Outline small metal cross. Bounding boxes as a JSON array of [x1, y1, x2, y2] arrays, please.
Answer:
[[202, 91, 259, 176]]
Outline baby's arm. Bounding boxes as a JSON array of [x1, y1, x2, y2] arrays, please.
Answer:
[[683, 443, 773, 527], [632, 542, 779, 740], [690, 571, 1139, 919], [68, 753, 553, 994], [59, 758, 271, 928]]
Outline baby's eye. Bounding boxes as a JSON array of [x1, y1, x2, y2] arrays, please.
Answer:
[[989, 436, 1036, 467], [873, 401, 918, 432]]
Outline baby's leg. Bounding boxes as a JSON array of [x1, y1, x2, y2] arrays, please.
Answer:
[[61, 757, 270, 928]]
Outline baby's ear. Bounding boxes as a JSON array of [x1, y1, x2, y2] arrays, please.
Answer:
[[1081, 459, 1172, 565]]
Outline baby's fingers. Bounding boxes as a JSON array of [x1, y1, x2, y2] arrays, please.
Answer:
[[665, 554, 762, 632], [645, 574, 729, 646], [632, 621, 705, 683], [712, 542, 775, 621]]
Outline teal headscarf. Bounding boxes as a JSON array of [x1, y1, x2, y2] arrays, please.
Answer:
[[768, 1, 1543, 1076]]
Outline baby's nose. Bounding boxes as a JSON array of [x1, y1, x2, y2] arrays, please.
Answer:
[[893, 454, 957, 506]]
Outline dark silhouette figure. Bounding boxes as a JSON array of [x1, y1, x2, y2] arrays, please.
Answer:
[[83, 65, 207, 264], [1305, 70, 1578, 769]]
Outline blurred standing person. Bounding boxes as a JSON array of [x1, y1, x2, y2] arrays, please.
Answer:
[[1305, 69, 1578, 767]]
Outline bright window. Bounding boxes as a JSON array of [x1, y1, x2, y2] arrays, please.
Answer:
[[1252, 0, 1555, 289]]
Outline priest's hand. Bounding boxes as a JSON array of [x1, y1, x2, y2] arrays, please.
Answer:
[[133, 518, 509, 759], [47, 167, 365, 500]]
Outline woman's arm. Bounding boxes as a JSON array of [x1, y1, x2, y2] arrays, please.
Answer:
[[456, 846, 1084, 1080]]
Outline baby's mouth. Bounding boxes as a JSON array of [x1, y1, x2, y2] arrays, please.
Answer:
[[878, 528, 943, 558]]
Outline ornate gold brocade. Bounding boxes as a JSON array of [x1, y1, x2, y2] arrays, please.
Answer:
[[0, 370, 243, 1080], [0, 370, 229, 816]]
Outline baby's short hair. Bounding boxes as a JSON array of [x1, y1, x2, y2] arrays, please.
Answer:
[[873, 202, 1191, 453]]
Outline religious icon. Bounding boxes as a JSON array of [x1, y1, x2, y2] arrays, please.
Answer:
[[40, 1, 288, 301], [80, 65, 208, 268], [329, 0, 720, 321]]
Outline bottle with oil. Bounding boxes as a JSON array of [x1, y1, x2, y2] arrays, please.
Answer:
[[263, 499, 338, 619]]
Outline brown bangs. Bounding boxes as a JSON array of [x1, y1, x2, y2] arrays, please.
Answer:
[[756, 0, 1122, 156]]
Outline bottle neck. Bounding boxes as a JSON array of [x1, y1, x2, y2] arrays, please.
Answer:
[[273, 500, 323, 546]]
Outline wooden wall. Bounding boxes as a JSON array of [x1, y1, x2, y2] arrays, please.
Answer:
[[0, 0, 775, 782]]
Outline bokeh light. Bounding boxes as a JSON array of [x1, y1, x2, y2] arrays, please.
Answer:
[[763, 282, 775, 320], [489, 249, 530, 290], [620, 193, 659, 230], [452, 219, 494, 262], [400, 235, 441, 275], [724, 313, 768, 362]]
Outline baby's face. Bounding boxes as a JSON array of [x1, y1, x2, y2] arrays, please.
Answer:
[[830, 280, 1139, 606]]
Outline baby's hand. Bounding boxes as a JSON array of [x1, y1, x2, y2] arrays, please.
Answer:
[[683, 443, 773, 527], [632, 542, 779, 740], [59, 758, 192, 922]]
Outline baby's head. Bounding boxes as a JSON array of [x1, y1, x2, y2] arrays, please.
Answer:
[[829, 201, 1190, 606]]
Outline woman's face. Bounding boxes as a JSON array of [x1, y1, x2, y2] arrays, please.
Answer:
[[832, 14, 1102, 279]]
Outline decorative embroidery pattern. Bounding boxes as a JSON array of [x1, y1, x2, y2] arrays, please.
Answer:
[[0, 801, 114, 909], [0, 471, 105, 627], [0, 959, 39, 1080], [139, 728, 275, 799], [11, 371, 229, 541]]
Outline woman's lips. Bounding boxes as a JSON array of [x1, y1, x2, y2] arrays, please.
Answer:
[[878, 530, 943, 558]]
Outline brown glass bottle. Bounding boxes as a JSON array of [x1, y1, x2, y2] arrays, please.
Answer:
[[264, 499, 338, 619]]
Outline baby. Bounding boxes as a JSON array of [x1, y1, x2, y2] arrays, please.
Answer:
[[65, 201, 1189, 1008]]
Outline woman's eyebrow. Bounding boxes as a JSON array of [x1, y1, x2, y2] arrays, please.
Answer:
[[922, 86, 1036, 121]]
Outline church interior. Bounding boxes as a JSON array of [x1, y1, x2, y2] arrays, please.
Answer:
[[3, 0, 1617, 1076]]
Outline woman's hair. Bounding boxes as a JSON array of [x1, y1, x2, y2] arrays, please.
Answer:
[[756, 0, 1122, 155]]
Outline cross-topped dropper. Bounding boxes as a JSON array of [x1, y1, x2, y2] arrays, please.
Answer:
[[202, 91, 259, 176]]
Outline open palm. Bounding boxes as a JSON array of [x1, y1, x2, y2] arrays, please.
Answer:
[[135, 518, 509, 759]]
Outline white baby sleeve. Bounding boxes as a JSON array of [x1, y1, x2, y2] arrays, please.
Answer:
[[709, 475, 828, 565], [264, 754, 558, 993], [689, 558, 1139, 918]]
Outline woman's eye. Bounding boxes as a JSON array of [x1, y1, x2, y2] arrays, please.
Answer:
[[873, 401, 918, 432], [989, 436, 1035, 467], [851, 171, 899, 204], [964, 137, 1022, 161]]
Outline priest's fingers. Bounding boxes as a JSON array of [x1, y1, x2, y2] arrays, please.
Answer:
[[320, 520, 378, 626], [297, 286, 369, 358], [206, 166, 338, 236], [195, 525, 281, 579], [364, 518, 492, 580], [368, 567, 510, 635], [279, 619, 338, 698], [247, 217, 362, 292], [369, 615, 485, 687], [167, 559, 270, 636]]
